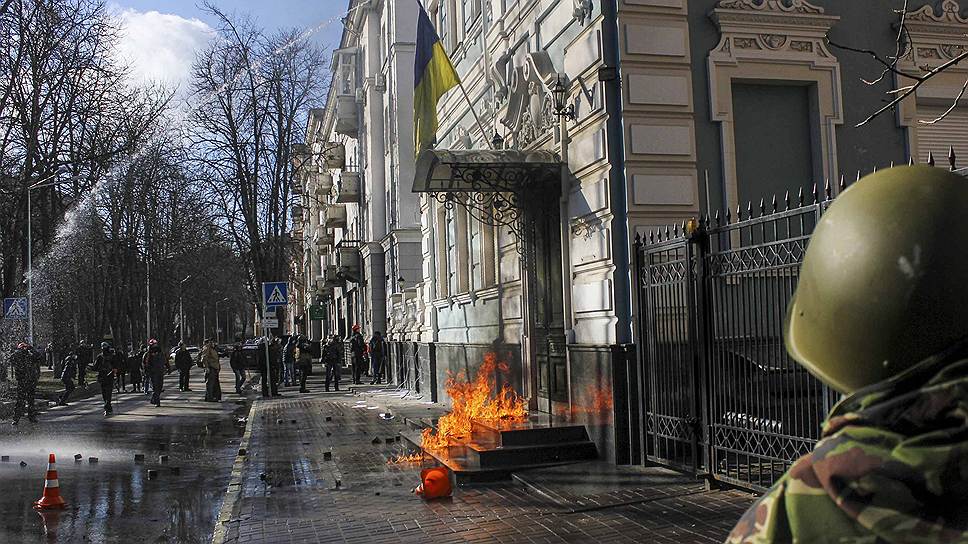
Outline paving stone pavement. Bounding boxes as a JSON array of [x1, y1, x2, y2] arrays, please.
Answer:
[[215, 378, 757, 544]]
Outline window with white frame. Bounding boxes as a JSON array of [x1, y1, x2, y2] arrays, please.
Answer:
[[469, 216, 483, 291], [462, 0, 481, 32]]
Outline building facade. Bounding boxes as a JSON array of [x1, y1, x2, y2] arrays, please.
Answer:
[[293, 0, 968, 465]]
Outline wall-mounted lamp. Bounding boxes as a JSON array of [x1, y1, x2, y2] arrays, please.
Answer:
[[551, 74, 576, 121]]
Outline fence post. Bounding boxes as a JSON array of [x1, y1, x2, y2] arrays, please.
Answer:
[[690, 221, 717, 488]]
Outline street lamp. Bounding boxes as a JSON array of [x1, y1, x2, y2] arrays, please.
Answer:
[[550, 73, 576, 121], [178, 275, 192, 344], [215, 297, 229, 344], [27, 166, 73, 344]]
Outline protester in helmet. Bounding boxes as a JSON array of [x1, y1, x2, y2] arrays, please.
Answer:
[[9, 342, 41, 425], [142, 339, 168, 406], [728, 166, 968, 543], [91, 342, 116, 416]]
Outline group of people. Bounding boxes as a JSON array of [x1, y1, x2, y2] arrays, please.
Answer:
[[2, 326, 391, 424]]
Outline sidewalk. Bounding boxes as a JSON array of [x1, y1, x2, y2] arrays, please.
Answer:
[[215, 375, 757, 544]]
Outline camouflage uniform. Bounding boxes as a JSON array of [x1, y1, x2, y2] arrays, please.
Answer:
[[727, 343, 968, 543], [11, 348, 41, 423]]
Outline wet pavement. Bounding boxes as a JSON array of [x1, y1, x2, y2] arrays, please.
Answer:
[[0, 364, 250, 543], [216, 379, 757, 544]]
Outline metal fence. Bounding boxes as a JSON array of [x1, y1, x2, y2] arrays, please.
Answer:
[[635, 181, 852, 491]]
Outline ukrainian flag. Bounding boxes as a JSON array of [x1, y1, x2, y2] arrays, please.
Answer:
[[414, 1, 460, 156]]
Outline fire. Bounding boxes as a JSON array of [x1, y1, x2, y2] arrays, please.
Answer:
[[421, 352, 527, 450], [387, 452, 424, 465], [555, 384, 614, 421]]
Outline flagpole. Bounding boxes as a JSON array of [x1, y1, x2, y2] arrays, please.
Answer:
[[456, 81, 494, 150]]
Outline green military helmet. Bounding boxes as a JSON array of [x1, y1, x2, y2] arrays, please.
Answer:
[[785, 165, 968, 393]]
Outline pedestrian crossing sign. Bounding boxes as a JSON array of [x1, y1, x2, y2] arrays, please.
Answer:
[[262, 282, 288, 308], [3, 297, 28, 320]]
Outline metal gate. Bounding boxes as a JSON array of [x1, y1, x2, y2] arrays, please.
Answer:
[[636, 187, 841, 491]]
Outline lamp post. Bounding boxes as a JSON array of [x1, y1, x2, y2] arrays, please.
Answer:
[[215, 297, 229, 344], [27, 166, 72, 344], [179, 275, 192, 344]]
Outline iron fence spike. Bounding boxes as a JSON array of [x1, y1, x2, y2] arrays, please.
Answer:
[[649, 230, 655, 243], [759, 197, 765, 215], [725, 207, 731, 223], [950, 146, 957, 171], [909, 156, 915, 166], [824, 178, 831, 199], [890, 161, 895, 168], [856, 170, 862, 183], [673, 223, 680, 236], [812, 183, 819, 203], [771, 194, 777, 212], [873, 165, 878, 173], [714, 210, 721, 225], [634, 232, 641, 245], [664, 225, 670, 239], [784, 190, 790, 210], [797, 187, 804, 206], [928, 151, 935, 166], [839, 174, 846, 192], [737, 204, 743, 221]]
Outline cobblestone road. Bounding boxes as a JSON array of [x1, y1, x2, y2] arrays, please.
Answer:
[[216, 380, 756, 544]]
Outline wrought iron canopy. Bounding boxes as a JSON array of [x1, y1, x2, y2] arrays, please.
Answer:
[[412, 149, 562, 193]]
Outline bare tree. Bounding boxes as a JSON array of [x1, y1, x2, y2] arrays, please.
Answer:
[[188, 5, 328, 311]]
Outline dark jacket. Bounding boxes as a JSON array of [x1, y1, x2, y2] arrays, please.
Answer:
[[60, 355, 78, 381], [349, 333, 365, 358], [174, 348, 193, 370], [229, 348, 244, 371], [11, 349, 41, 383], [75, 344, 93, 365], [143, 349, 167, 375], [322, 342, 341, 366], [92, 351, 115, 382], [369, 336, 386, 361]]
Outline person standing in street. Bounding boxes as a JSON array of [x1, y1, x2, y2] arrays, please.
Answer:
[[45, 343, 54, 370], [114, 346, 127, 394], [295, 335, 313, 393], [229, 343, 246, 395], [368, 331, 387, 385], [323, 335, 341, 392], [174, 342, 193, 391], [143, 339, 168, 406], [10, 342, 41, 425], [200, 339, 221, 402], [56, 351, 78, 406], [91, 342, 116, 416], [75, 340, 92, 387], [349, 324, 366, 385], [282, 335, 296, 387], [128, 344, 144, 393]]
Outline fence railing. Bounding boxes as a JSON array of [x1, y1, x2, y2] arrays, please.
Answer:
[[630, 159, 952, 490]]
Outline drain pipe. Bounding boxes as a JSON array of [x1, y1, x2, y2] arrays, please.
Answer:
[[601, 0, 632, 345]]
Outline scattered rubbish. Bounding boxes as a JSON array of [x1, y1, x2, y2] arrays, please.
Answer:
[[147, 470, 158, 480], [1, 456, 9, 462], [259, 473, 267, 481], [375, 491, 380, 496], [276, 419, 283, 425], [379, 412, 394, 420], [371, 437, 381, 445], [159, 455, 169, 464], [335, 479, 341, 489], [134, 454, 145, 463], [326, 432, 332, 437], [323, 452, 332, 461], [88, 457, 98, 464], [325, 416, 332, 421], [33, 454, 66, 510], [290, 419, 296, 424], [73, 454, 82, 462], [236, 417, 248, 423], [238, 448, 247, 456], [20, 461, 27, 468]]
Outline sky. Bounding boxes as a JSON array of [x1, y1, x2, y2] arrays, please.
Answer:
[[110, 0, 346, 89]]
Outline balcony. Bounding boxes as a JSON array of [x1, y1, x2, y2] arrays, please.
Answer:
[[335, 171, 360, 203], [323, 204, 347, 229], [290, 204, 303, 222], [335, 95, 358, 138], [322, 142, 345, 169], [314, 171, 334, 194], [321, 265, 342, 287], [313, 225, 335, 253]]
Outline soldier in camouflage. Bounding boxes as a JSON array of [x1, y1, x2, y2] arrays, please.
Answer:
[[10, 342, 42, 425], [728, 166, 968, 543]]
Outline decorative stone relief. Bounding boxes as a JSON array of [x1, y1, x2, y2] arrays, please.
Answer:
[[717, 0, 823, 14], [573, 0, 593, 26]]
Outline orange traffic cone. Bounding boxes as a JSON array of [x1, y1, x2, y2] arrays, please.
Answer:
[[34, 453, 67, 510]]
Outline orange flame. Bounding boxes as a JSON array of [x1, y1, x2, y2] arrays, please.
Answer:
[[387, 453, 425, 465], [421, 352, 527, 450], [555, 384, 614, 421]]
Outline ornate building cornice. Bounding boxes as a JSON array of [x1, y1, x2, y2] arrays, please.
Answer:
[[900, 0, 968, 65], [716, 0, 824, 15]]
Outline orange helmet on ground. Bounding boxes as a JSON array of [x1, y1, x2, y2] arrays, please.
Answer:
[[413, 467, 452, 500]]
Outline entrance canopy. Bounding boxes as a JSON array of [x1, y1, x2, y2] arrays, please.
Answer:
[[412, 149, 562, 193]]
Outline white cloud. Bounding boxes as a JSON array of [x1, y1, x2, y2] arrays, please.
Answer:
[[115, 8, 213, 90]]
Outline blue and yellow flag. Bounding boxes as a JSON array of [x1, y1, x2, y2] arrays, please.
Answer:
[[414, 1, 460, 156]]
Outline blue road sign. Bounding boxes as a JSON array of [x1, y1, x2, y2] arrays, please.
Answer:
[[3, 298, 28, 320], [262, 282, 288, 307]]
